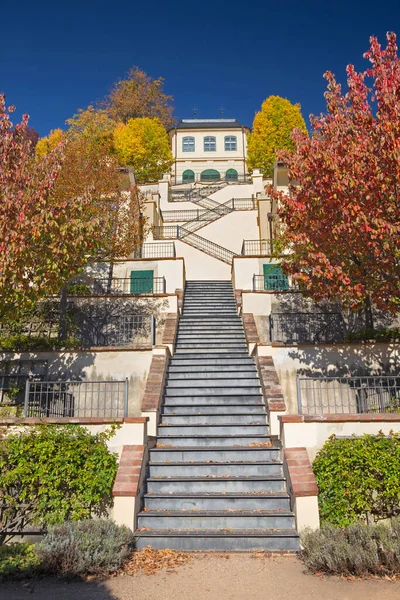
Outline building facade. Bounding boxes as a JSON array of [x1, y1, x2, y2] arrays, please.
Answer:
[[169, 119, 250, 184]]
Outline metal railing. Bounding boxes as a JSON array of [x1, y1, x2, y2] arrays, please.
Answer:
[[297, 375, 400, 415], [78, 314, 156, 347], [24, 379, 129, 418], [269, 312, 345, 344], [0, 374, 38, 406], [161, 209, 209, 222], [153, 226, 180, 240], [179, 227, 236, 264], [133, 242, 175, 258], [67, 277, 166, 296], [0, 321, 59, 339], [253, 274, 294, 292], [242, 239, 273, 255]]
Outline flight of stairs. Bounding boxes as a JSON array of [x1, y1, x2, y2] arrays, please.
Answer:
[[136, 280, 299, 551]]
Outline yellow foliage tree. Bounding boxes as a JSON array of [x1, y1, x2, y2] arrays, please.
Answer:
[[247, 96, 307, 177], [65, 105, 117, 153], [35, 128, 64, 158], [114, 117, 173, 182]]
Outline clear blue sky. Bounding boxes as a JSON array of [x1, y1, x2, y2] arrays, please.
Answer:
[[1, 0, 399, 136]]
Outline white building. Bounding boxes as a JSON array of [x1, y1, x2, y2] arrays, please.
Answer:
[[169, 119, 250, 184]]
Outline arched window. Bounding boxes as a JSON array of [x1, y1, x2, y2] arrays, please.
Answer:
[[182, 169, 195, 183], [200, 169, 220, 182], [182, 137, 195, 152], [204, 136, 216, 152], [225, 136, 237, 151], [225, 168, 238, 181]]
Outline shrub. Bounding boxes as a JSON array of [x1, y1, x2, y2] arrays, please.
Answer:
[[313, 433, 400, 526], [36, 519, 134, 578], [0, 333, 81, 351], [301, 519, 400, 576], [344, 326, 400, 342], [0, 424, 118, 544], [0, 543, 41, 580]]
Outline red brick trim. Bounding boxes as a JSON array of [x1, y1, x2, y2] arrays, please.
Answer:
[[234, 290, 242, 310], [162, 313, 178, 346], [176, 289, 184, 310], [141, 354, 168, 412], [242, 313, 260, 344], [0, 417, 148, 425], [113, 445, 145, 497], [256, 355, 286, 412], [284, 447, 318, 497], [280, 414, 400, 423]]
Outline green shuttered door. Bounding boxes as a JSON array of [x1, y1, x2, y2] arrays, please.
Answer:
[[130, 270, 154, 294]]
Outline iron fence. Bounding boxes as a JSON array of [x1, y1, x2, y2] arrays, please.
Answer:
[[297, 375, 400, 415], [253, 274, 294, 292], [231, 198, 257, 210], [0, 374, 37, 406], [161, 209, 209, 222], [0, 321, 59, 339], [68, 277, 166, 296], [269, 312, 345, 344], [179, 227, 235, 264], [24, 379, 129, 418], [153, 226, 180, 240], [242, 240, 273, 255], [133, 242, 175, 258], [77, 314, 156, 347]]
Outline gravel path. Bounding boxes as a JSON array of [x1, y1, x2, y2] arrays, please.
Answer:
[[1, 555, 399, 600]]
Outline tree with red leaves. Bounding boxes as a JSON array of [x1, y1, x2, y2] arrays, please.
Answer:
[[272, 32, 400, 326]]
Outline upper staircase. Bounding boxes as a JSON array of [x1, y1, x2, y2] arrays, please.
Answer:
[[136, 281, 300, 551]]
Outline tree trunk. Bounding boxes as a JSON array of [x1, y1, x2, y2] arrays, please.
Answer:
[[107, 262, 114, 293], [58, 286, 68, 341], [364, 295, 374, 330]]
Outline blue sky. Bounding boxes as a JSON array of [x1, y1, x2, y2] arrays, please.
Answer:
[[1, 0, 399, 136]]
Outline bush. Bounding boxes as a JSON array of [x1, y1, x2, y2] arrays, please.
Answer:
[[313, 433, 400, 526], [301, 519, 400, 576], [344, 326, 400, 342], [0, 543, 41, 580], [0, 333, 81, 351], [36, 519, 134, 578], [0, 424, 118, 544]]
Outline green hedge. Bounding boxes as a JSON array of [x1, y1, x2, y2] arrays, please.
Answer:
[[313, 433, 400, 526]]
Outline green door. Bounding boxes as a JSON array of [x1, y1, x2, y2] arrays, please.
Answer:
[[130, 270, 154, 294], [263, 264, 289, 291]]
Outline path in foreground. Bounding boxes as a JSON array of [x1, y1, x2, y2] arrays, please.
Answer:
[[2, 556, 399, 600]]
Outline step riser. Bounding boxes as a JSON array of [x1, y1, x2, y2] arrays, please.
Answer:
[[138, 515, 295, 529], [156, 436, 271, 447], [169, 359, 254, 366], [161, 415, 266, 425], [166, 379, 260, 387], [150, 448, 279, 461], [162, 406, 264, 415], [158, 425, 268, 436], [147, 480, 286, 493], [168, 366, 257, 374], [163, 397, 263, 406], [135, 536, 300, 551], [174, 349, 248, 354], [149, 464, 282, 477], [165, 388, 261, 396], [144, 496, 289, 511]]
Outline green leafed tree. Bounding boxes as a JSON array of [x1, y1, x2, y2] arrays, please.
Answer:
[[113, 117, 174, 183], [247, 95, 307, 177]]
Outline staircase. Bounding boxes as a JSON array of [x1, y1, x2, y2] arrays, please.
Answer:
[[136, 281, 300, 551]]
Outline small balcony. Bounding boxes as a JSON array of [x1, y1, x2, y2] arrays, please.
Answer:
[[252, 274, 296, 292], [242, 240, 273, 256], [67, 277, 166, 296], [133, 242, 176, 259]]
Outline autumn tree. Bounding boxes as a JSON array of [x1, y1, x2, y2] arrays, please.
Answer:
[[105, 67, 175, 129], [65, 105, 117, 153], [247, 96, 307, 177], [0, 95, 143, 321], [271, 33, 400, 324], [114, 117, 173, 182], [35, 128, 64, 157]]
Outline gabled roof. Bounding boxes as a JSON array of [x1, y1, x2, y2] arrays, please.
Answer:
[[174, 119, 249, 130]]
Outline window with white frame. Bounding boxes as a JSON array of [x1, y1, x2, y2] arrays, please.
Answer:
[[182, 136, 195, 152], [204, 136, 216, 152], [225, 136, 237, 151]]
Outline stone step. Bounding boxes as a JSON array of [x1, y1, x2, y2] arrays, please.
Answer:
[[174, 348, 248, 355], [165, 378, 260, 388], [160, 414, 266, 425], [143, 492, 290, 512], [156, 434, 271, 447], [163, 395, 263, 406], [164, 387, 261, 396], [135, 530, 300, 551], [149, 461, 282, 477], [162, 404, 264, 415], [175, 343, 248, 350], [166, 372, 258, 381], [177, 333, 245, 339], [147, 476, 286, 494], [137, 511, 295, 530], [168, 365, 257, 373], [157, 424, 267, 436], [169, 357, 254, 366]]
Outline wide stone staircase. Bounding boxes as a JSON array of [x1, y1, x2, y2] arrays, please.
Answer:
[[136, 281, 299, 550]]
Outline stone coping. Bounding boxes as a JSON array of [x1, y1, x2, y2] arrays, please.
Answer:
[[280, 414, 400, 423], [0, 417, 148, 425], [141, 354, 169, 412], [284, 447, 318, 497], [113, 444, 145, 497]]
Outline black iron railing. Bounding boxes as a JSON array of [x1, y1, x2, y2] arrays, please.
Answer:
[[179, 227, 236, 264], [242, 239, 273, 255], [24, 379, 129, 418], [269, 312, 345, 344], [77, 314, 156, 348], [67, 277, 166, 296], [253, 274, 294, 292], [297, 375, 400, 415], [161, 209, 209, 222], [133, 242, 175, 258]]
